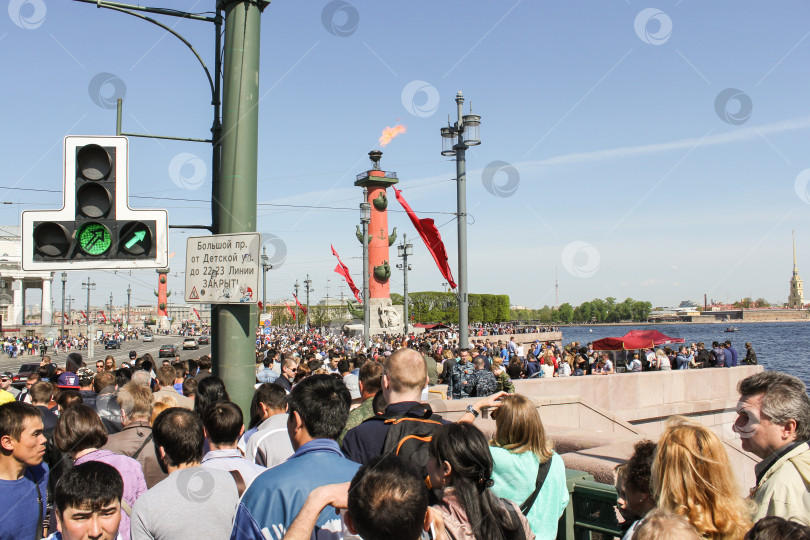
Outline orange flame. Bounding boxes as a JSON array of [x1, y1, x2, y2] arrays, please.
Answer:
[[378, 124, 407, 147]]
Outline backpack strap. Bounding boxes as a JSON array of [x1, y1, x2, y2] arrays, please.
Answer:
[[120, 499, 133, 516], [132, 432, 154, 460], [519, 456, 553, 515], [228, 470, 247, 497]]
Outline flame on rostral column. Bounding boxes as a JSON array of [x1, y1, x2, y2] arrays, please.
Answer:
[[378, 125, 406, 147]]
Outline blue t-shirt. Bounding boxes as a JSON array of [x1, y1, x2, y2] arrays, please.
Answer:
[[0, 463, 49, 540], [231, 440, 359, 540]]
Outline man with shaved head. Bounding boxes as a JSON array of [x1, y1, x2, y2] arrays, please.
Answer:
[[341, 348, 442, 465]]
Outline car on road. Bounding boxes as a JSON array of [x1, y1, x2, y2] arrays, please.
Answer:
[[11, 363, 41, 388], [182, 338, 199, 350], [158, 344, 177, 358], [142, 333, 154, 342], [104, 339, 121, 349], [197, 335, 210, 345]]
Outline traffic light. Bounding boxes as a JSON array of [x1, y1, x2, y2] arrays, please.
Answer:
[[21, 136, 168, 270]]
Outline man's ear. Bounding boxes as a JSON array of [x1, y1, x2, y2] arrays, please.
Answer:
[[54, 508, 64, 534], [0, 434, 15, 452], [381, 374, 390, 391], [782, 419, 798, 440], [202, 427, 209, 440], [343, 510, 357, 535]]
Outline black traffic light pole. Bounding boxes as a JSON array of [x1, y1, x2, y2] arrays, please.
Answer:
[[74, 0, 221, 234]]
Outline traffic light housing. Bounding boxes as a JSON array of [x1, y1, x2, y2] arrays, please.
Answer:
[[21, 136, 168, 270]]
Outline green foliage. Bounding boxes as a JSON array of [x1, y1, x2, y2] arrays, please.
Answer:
[[390, 293, 404, 305], [407, 291, 510, 324], [510, 297, 653, 323]]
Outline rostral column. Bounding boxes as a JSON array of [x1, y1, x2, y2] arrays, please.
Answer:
[[354, 150, 402, 334], [155, 269, 171, 330]]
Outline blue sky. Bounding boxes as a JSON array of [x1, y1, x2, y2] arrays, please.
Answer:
[[3, 1, 810, 310]]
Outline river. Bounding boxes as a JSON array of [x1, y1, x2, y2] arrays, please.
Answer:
[[559, 322, 810, 389]]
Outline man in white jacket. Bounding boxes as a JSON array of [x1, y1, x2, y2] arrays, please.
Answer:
[[733, 371, 810, 525]]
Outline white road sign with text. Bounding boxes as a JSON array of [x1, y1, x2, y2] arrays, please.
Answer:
[[185, 233, 260, 304]]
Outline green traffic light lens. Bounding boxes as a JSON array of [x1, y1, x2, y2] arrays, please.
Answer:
[[119, 221, 152, 256], [77, 222, 112, 256]]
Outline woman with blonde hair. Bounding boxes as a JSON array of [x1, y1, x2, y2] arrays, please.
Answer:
[[489, 394, 568, 539], [654, 349, 670, 371], [652, 417, 752, 540]]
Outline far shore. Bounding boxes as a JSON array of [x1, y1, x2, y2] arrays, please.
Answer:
[[557, 319, 810, 327]]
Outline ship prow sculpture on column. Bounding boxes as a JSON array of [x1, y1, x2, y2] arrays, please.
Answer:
[[346, 150, 405, 336]]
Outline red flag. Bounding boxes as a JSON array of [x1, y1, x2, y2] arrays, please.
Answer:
[[81, 310, 88, 321], [285, 301, 296, 320], [293, 293, 307, 315], [63, 313, 69, 321], [99, 311, 107, 323], [393, 187, 457, 288], [192, 308, 201, 319], [330, 245, 362, 302]]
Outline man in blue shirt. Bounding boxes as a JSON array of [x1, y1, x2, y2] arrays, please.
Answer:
[[0, 402, 49, 540], [725, 340, 738, 367], [722, 342, 734, 368], [232, 375, 358, 540]]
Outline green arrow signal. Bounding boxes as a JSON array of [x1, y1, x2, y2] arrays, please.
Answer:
[[125, 230, 146, 249]]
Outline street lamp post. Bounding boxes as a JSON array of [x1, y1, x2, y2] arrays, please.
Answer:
[[81, 277, 96, 360], [261, 246, 272, 317], [126, 285, 131, 330], [294, 280, 300, 329], [60, 272, 67, 340], [360, 189, 371, 349], [66, 296, 74, 326], [303, 274, 313, 331], [440, 90, 481, 349], [397, 234, 413, 335]]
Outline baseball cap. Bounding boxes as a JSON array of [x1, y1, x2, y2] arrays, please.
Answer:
[[77, 367, 95, 384], [0, 371, 12, 380], [129, 351, 137, 359]]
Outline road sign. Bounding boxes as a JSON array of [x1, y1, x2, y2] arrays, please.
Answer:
[[185, 233, 260, 304], [21, 136, 169, 270], [263, 327, 272, 335]]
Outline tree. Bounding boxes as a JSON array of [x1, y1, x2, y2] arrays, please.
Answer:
[[754, 298, 771, 307], [557, 303, 574, 323]]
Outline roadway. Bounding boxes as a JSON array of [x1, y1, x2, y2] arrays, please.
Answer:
[[0, 334, 214, 377]]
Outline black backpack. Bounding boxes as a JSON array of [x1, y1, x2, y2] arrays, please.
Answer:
[[364, 403, 444, 486]]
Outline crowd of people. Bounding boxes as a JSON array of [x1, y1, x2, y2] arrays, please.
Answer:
[[0, 329, 808, 540]]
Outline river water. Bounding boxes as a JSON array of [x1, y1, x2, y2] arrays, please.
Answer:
[[559, 322, 810, 390]]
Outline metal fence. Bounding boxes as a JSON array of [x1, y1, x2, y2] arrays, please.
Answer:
[[557, 470, 624, 540]]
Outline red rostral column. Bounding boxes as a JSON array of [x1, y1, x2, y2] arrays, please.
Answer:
[[156, 269, 170, 329], [355, 150, 397, 300]]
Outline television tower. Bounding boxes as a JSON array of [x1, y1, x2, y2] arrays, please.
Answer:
[[555, 266, 559, 309]]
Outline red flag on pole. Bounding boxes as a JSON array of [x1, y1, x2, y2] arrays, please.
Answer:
[[393, 187, 457, 288], [293, 293, 307, 315], [63, 313, 69, 321], [99, 311, 107, 323], [81, 310, 88, 321], [330, 245, 362, 303], [285, 301, 296, 320], [192, 308, 201, 319]]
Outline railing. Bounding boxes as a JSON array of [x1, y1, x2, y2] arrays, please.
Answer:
[[557, 470, 624, 540]]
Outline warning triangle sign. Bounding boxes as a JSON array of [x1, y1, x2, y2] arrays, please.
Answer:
[[189, 287, 200, 300]]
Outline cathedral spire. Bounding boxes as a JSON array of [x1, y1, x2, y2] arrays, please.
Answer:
[[793, 230, 798, 273]]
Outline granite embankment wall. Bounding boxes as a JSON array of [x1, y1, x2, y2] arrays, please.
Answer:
[[431, 365, 763, 491]]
